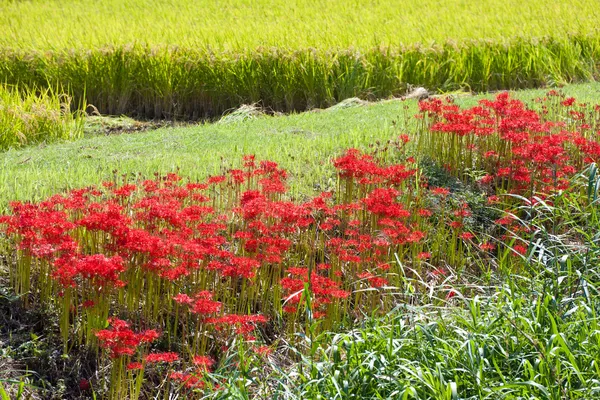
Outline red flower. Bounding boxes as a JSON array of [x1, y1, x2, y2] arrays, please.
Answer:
[[145, 352, 179, 363], [173, 293, 194, 305], [81, 300, 95, 309], [192, 355, 215, 371], [460, 232, 475, 241], [79, 378, 90, 391], [191, 291, 222, 315], [205, 314, 268, 336], [479, 242, 496, 252], [333, 149, 379, 180], [513, 244, 528, 256], [96, 318, 159, 359], [431, 187, 450, 197], [140, 330, 161, 343], [127, 362, 144, 370]]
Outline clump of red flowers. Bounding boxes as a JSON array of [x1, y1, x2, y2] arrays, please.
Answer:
[[418, 91, 600, 195], [95, 318, 160, 359]]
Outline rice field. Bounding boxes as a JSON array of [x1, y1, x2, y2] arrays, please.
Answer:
[[1, 0, 599, 118], [0, 0, 597, 50]]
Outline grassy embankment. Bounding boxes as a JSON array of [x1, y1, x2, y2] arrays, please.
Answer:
[[1, 83, 600, 399], [0, 82, 599, 210]]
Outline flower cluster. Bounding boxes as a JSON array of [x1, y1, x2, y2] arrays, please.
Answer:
[[95, 318, 159, 359], [418, 91, 600, 195]]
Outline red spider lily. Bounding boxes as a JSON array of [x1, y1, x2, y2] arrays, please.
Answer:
[[127, 362, 144, 370], [333, 149, 379, 180], [487, 195, 500, 204], [52, 254, 126, 288], [113, 184, 137, 198], [205, 314, 268, 336], [145, 352, 180, 363], [173, 293, 194, 305], [460, 232, 475, 241], [363, 188, 411, 218], [453, 204, 472, 219], [357, 271, 388, 288], [512, 244, 528, 256], [449, 221, 463, 230], [140, 330, 161, 343], [190, 291, 222, 315], [95, 318, 160, 359], [418, 92, 600, 195], [281, 268, 350, 313], [252, 345, 273, 357], [192, 355, 215, 371], [479, 243, 496, 252], [170, 371, 206, 389], [431, 187, 450, 197], [81, 300, 95, 309], [418, 208, 433, 217], [207, 176, 226, 185]]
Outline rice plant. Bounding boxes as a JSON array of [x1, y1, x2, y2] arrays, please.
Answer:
[[1, 37, 598, 119], [1, 0, 598, 50], [0, 85, 83, 150], [0, 0, 599, 118]]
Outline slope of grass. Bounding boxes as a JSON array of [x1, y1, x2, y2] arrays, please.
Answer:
[[1, 82, 599, 211], [2, 83, 600, 399]]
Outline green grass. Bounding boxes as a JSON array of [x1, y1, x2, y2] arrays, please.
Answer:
[[1, 82, 599, 210], [1, 0, 599, 118], [252, 278, 600, 399]]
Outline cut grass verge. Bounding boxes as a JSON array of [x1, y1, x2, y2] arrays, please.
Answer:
[[1, 82, 599, 211]]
